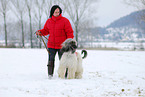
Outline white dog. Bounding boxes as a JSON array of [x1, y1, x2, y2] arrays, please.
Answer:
[[58, 38, 87, 79]]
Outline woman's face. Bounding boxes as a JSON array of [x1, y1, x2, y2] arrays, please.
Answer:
[[53, 8, 60, 17]]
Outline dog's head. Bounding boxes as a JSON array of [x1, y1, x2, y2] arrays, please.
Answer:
[[61, 38, 77, 53]]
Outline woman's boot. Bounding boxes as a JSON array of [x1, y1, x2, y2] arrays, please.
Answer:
[[47, 61, 54, 79]]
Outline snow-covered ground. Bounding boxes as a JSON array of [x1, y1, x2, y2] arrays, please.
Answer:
[[0, 48, 145, 97], [81, 42, 145, 51]]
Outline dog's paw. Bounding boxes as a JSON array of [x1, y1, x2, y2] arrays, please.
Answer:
[[58, 75, 65, 79], [75, 75, 82, 79]]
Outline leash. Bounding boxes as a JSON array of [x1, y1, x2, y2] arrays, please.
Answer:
[[42, 35, 61, 47], [35, 32, 50, 54], [39, 35, 50, 54], [35, 31, 63, 54]]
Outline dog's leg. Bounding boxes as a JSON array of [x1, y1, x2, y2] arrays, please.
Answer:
[[75, 53, 83, 79], [67, 67, 76, 79], [75, 72, 82, 79], [58, 64, 66, 79]]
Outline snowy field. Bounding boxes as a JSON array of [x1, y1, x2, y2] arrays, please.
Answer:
[[0, 48, 145, 97], [80, 42, 145, 51]]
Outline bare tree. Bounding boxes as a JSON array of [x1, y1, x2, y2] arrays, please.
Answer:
[[34, 0, 45, 48], [0, 0, 10, 47], [34, 0, 45, 30], [11, 0, 26, 48], [44, 0, 51, 18], [58, 0, 97, 44], [124, 0, 145, 8], [25, 0, 34, 48]]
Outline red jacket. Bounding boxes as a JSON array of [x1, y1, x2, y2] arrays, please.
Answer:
[[39, 14, 74, 49]]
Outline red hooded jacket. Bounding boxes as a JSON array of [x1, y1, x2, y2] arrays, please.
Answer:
[[38, 14, 74, 49]]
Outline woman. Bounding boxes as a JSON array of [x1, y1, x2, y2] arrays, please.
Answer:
[[36, 5, 74, 79]]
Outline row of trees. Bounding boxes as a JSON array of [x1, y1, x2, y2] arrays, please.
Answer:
[[1, 0, 144, 48], [0, 0, 97, 48]]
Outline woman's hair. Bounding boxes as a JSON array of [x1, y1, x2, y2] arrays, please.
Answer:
[[49, 5, 62, 18]]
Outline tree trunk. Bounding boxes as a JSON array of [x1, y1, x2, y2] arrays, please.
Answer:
[[4, 13, 7, 47], [75, 10, 79, 45], [28, 10, 33, 48], [21, 17, 24, 48], [39, 16, 42, 48], [75, 26, 78, 45]]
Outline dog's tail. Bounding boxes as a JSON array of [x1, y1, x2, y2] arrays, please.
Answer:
[[81, 49, 87, 59]]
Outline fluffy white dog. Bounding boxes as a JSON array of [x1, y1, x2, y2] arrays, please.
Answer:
[[58, 38, 87, 79]]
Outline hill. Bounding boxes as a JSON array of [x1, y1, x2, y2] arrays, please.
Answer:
[[80, 10, 145, 42], [107, 9, 145, 28]]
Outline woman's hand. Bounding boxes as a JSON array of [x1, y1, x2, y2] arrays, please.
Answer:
[[36, 31, 42, 36]]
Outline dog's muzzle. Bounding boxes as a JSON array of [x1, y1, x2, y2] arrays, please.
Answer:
[[70, 45, 77, 53]]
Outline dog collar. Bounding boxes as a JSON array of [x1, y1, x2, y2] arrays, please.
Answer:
[[75, 52, 78, 56]]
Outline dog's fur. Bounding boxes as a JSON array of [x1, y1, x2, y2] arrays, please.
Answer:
[[58, 38, 87, 79]]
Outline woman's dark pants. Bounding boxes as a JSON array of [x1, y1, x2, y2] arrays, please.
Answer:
[[47, 48, 63, 76]]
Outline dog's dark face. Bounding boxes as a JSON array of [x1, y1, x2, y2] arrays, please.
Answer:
[[61, 39, 77, 53]]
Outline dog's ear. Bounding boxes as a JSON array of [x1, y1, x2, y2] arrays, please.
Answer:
[[60, 46, 69, 52], [60, 47, 65, 53], [73, 45, 77, 49], [71, 41, 77, 49]]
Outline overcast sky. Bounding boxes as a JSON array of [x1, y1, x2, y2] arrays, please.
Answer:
[[0, 0, 139, 28], [95, 0, 139, 27]]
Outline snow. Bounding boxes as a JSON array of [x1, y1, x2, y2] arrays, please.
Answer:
[[81, 42, 145, 51], [0, 48, 145, 97]]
